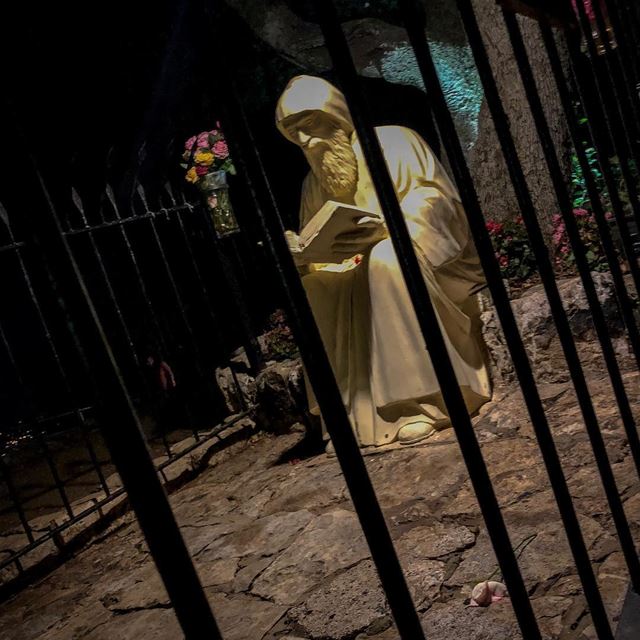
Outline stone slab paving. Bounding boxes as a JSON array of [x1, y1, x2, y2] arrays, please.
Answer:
[[0, 371, 638, 640]]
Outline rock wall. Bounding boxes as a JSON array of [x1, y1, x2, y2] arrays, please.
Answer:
[[224, 0, 571, 236], [469, 0, 571, 236], [480, 272, 634, 385]]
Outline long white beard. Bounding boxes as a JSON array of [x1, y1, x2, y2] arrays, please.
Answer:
[[309, 129, 358, 199]]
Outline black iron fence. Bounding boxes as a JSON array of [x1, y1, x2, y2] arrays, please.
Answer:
[[2, 0, 640, 638], [0, 172, 261, 590]]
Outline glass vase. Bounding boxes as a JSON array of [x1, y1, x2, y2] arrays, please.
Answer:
[[198, 170, 239, 237]]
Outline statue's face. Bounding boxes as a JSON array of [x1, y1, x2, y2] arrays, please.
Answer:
[[282, 110, 358, 199], [282, 111, 340, 158]]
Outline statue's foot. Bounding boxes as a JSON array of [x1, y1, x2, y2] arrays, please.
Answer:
[[397, 420, 436, 445], [325, 440, 336, 457]]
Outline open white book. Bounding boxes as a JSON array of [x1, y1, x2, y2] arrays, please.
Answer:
[[296, 200, 382, 263]]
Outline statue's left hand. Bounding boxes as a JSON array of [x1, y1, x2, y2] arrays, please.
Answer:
[[285, 230, 308, 266], [332, 216, 386, 257]]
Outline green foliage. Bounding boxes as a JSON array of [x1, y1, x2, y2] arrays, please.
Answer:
[[570, 145, 603, 210]]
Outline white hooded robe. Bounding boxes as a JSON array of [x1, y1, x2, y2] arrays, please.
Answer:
[[276, 76, 491, 446]]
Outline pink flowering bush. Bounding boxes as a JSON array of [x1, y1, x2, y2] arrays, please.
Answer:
[[180, 122, 235, 185], [485, 216, 537, 282], [551, 208, 611, 273]]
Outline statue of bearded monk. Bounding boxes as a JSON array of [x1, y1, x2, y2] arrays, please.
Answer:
[[276, 75, 491, 454]]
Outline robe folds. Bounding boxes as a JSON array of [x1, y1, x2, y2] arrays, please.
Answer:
[[298, 125, 492, 446]]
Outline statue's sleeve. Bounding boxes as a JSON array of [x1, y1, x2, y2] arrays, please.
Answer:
[[383, 127, 469, 269]]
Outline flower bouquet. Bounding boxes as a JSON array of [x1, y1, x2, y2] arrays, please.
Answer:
[[181, 125, 239, 236]]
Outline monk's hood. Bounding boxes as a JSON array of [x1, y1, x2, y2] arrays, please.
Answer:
[[276, 75, 355, 143]]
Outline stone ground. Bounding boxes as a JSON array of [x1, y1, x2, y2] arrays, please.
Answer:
[[0, 370, 639, 639]]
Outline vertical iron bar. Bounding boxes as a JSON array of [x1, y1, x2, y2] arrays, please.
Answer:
[[454, 2, 617, 636], [229, 366, 247, 413], [401, 0, 619, 636], [22, 162, 222, 638], [172, 207, 246, 413], [135, 189, 204, 442], [76, 409, 111, 497], [199, 211, 264, 373], [0, 289, 36, 547], [590, 0, 640, 140], [540, 23, 640, 379], [0, 456, 35, 544], [572, 0, 640, 233], [71, 189, 144, 387], [0, 314, 22, 387], [169, 193, 246, 411], [503, 8, 640, 592], [35, 429, 74, 519], [103, 186, 173, 458], [206, 6, 427, 638], [174, 208, 225, 349], [401, 0, 624, 627], [623, 0, 640, 56], [309, 1, 546, 637], [565, 39, 640, 299], [224, 93, 428, 640], [613, 0, 640, 55], [604, 0, 640, 91], [1, 217, 81, 519]]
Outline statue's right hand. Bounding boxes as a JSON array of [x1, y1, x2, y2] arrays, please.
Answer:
[[332, 215, 386, 257]]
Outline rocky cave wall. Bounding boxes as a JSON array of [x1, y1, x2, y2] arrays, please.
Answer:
[[225, 0, 571, 237]]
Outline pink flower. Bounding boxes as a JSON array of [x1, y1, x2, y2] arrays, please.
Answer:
[[212, 140, 229, 159], [185, 135, 197, 151], [605, 211, 614, 220], [195, 165, 208, 176], [561, 245, 571, 255], [209, 129, 219, 138], [573, 208, 589, 218], [499, 255, 509, 267], [571, 0, 597, 21], [197, 131, 211, 148]]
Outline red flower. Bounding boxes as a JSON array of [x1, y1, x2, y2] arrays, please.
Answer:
[[486, 220, 504, 235]]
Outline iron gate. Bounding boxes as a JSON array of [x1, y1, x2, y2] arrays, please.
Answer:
[[3, 0, 640, 638]]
